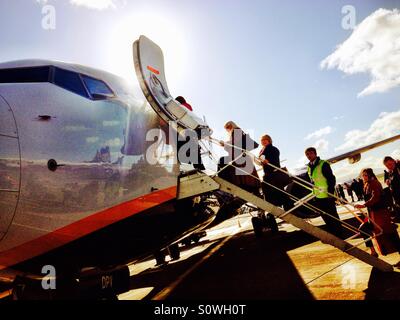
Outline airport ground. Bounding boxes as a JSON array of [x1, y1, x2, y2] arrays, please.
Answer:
[[1, 202, 399, 301], [119, 204, 400, 300]]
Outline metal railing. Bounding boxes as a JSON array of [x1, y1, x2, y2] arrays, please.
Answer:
[[201, 136, 382, 253]]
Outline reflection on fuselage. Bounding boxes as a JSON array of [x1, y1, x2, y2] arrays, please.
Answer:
[[0, 62, 181, 263]]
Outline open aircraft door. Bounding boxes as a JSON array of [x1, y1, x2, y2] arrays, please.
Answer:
[[133, 35, 212, 137], [0, 95, 20, 241]]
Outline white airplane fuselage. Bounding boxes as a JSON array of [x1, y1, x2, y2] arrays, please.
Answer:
[[0, 60, 212, 272]]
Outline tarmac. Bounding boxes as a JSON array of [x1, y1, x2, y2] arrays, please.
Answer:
[[119, 204, 400, 300], [1, 203, 399, 300]]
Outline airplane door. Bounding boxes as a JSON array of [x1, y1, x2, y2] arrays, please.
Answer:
[[0, 95, 20, 240], [133, 35, 212, 136], [133, 35, 173, 124]]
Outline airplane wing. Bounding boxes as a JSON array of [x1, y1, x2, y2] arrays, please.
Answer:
[[327, 134, 400, 164], [294, 134, 400, 174]]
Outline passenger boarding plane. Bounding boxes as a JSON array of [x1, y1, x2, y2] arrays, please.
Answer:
[[0, 36, 399, 296]]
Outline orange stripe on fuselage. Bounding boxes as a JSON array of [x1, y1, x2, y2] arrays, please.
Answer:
[[0, 186, 177, 270], [147, 66, 160, 75]]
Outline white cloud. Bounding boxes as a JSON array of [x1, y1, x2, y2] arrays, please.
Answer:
[[86, 136, 99, 143], [321, 8, 400, 97], [63, 125, 88, 132], [295, 155, 308, 169], [105, 138, 121, 147], [36, 0, 125, 10], [305, 126, 333, 140], [315, 139, 329, 152], [334, 156, 383, 182], [333, 115, 345, 121], [391, 149, 400, 159], [103, 120, 120, 127], [70, 0, 117, 10], [335, 109, 400, 152], [86, 137, 121, 146]]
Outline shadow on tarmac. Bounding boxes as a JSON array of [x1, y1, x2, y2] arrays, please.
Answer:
[[364, 267, 400, 299], [130, 228, 318, 300]]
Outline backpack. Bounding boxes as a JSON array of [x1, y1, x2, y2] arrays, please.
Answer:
[[382, 187, 394, 208]]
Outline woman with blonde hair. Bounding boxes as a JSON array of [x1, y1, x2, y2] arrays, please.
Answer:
[[355, 168, 400, 257], [258, 134, 284, 202], [223, 120, 240, 131], [211, 121, 261, 227], [256, 134, 282, 233], [217, 120, 259, 193]]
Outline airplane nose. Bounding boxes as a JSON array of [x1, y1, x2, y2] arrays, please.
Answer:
[[0, 94, 20, 240]]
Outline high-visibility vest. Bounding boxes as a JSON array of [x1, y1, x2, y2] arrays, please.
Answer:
[[308, 160, 330, 199]]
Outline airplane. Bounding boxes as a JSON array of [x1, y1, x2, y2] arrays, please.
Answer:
[[0, 55, 214, 281], [0, 35, 399, 298]]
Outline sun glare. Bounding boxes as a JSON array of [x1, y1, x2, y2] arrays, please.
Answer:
[[106, 12, 187, 90]]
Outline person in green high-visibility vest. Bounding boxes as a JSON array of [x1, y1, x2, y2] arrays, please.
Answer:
[[305, 147, 344, 238]]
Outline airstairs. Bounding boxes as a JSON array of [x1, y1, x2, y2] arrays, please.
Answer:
[[177, 170, 394, 272], [133, 35, 395, 273]]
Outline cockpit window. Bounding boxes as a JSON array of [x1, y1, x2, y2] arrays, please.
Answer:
[[0, 66, 50, 83], [0, 65, 115, 101], [53, 67, 89, 98], [81, 75, 115, 100]]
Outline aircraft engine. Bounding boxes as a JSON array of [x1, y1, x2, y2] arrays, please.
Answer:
[[348, 153, 361, 164]]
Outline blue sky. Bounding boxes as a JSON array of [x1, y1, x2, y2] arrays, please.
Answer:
[[1, 0, 400, 181]]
